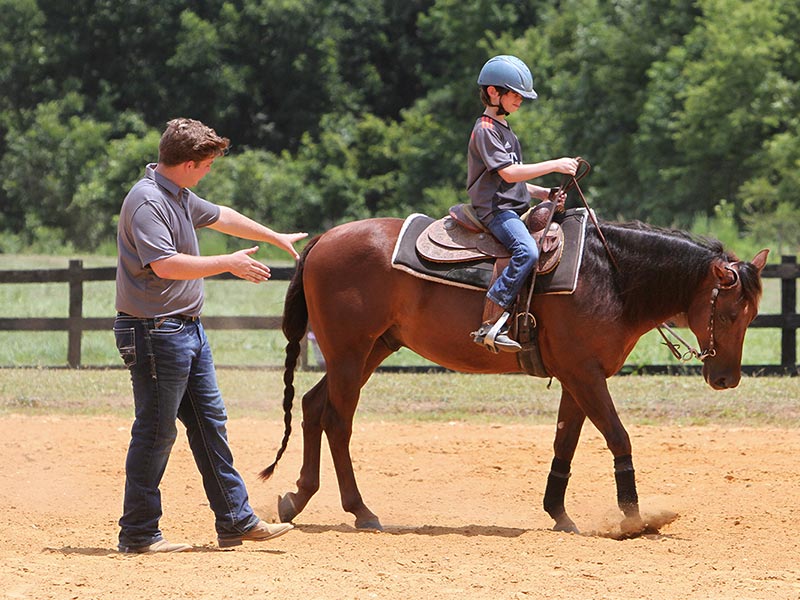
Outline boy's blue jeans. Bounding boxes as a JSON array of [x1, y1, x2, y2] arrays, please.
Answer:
[[485, 209, 540, 311], [113, 315, 258, 549]]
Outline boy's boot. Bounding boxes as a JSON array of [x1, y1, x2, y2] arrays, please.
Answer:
[[471, 299, 521, 353]]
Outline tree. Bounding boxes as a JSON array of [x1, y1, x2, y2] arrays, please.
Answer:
[[635, 0, 797, 225], [0, 94, 111, 248], [0, 0, 48, 116], [0, 0, 50, 233], [71, 117, 159, 249], [1, 0, 798, 252], [36, 0, 206, 120]]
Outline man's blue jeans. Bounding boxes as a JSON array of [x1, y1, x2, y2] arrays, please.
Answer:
[[113, 315, 258, 548], [485, 210, 540, 310]]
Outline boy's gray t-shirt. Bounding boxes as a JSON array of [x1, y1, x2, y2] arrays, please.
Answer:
[[466, 115, 530, 225], [115, 164, 220, 318]]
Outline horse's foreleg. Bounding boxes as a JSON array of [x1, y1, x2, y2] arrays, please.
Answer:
[[613, 453, 642, 533], [278, 377, 328, 523], [564, 376, 643, 530], [544, 390, 585, 533]]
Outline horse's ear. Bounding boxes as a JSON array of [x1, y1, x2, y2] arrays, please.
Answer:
[[750, 249, 769, 274], [713, 260, 739, 287]]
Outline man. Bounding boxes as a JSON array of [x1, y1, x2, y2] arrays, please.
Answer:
[[114, 118, 306, 553]]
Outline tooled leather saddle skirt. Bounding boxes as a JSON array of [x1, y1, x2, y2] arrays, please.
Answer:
[[415, 202, 564, 274]]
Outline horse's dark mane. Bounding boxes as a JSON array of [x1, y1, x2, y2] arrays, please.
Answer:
[[605, 220, 728, 255], [579, 220, 761, 321]]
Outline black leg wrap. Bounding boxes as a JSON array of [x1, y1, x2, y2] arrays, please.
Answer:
[[543, 457, 571, 518], [613, 455, 639, 516], [551, 457, 571, 475]]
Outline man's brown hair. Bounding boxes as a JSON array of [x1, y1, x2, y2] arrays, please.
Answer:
[[158, 118, 230, 166]]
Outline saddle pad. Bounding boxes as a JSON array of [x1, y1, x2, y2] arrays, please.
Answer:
[[392, 208, 589, 295]]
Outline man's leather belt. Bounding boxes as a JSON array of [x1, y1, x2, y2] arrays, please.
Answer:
[[117, 312, 199, 322]]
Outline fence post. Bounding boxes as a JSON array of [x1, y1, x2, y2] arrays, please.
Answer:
[[67, 259, 84, 368], [299, 335, 309, 370], [780, 255, 797, 368]]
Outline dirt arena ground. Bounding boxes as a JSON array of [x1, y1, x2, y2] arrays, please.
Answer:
[[1, 415, 799, 600]]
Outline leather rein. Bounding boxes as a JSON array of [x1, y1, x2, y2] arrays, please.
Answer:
[[656, 266, 740, 362], [560, 160, 737, 364], [558, 159, 619, 271]]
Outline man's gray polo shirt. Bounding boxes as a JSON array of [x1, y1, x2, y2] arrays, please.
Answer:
[[115, 164, 220, 318]]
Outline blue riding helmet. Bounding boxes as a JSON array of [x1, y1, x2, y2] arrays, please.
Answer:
[[477, 55, 538, 100]]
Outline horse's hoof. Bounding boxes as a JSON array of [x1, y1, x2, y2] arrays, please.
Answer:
[[355, 516, 383, 531], [553, 517, 580, 534], [619, 515, 646, 537], [278, 493, 299, 523]]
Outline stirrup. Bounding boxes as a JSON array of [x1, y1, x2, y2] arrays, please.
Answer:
[[471, 311, 520, 353]]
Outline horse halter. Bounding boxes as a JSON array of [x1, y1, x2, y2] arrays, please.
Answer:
[[657, 265, 741, 362]]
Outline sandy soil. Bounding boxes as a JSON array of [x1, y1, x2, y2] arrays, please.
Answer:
[[1, 415, 799, 600]]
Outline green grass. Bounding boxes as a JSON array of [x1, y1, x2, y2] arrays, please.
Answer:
[[1, 369, 799, 427], [0, 254, 792, 368]]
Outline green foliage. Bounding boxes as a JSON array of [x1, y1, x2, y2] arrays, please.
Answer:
[[742, 199, 800, 258], [689, 201, 762, 260], [0, 0, 797, 257], [0, 0, 47, 117], [635, 0, 799, 227], [1, 94, 111, 245], [71, 118, 160, 249]]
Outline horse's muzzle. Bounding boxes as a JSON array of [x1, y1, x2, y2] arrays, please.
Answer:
[[703, 363, 741, 390]]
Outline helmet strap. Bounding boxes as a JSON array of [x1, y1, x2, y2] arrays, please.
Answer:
[[490, 86, 510, 116], [491, 90, 511, 116], [495, 98, 509, 116]]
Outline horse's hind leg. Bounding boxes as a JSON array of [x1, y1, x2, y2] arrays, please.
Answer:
[[544, 390, 585, 533], [278, 377, 328, 523], [323, 341, 396, 530]]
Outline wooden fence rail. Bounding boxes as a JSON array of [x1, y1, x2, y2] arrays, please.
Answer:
[[0, 257, 798, 374]]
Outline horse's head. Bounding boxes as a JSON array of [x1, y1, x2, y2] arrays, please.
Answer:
[[686, 249, 769, 389]]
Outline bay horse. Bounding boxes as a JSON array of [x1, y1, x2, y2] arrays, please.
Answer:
[[261, 216, 768, 535]]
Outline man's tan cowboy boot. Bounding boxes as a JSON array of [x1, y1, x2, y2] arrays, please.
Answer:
[[119, 539, 192, 553], [217, 520, 293, 548]]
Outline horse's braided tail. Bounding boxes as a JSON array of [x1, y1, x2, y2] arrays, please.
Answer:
[[259, 237, 319, 480]]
